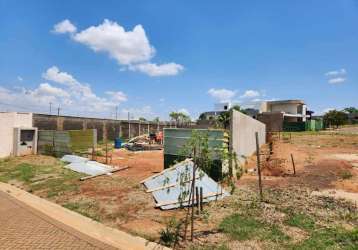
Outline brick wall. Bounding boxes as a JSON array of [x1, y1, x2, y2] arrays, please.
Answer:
[[33, 114, 176, 141]]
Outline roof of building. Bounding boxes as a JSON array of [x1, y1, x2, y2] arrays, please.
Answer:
[[266, 100, 305, 105]]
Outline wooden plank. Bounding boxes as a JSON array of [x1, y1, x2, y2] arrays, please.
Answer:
[[80, 166, 130, 181]]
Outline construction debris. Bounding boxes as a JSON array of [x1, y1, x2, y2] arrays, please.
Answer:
[[80, 166, 130, 181], [123, 134, 163, 151], [141, 159, 229, 210], [60, 154, 114, 176]]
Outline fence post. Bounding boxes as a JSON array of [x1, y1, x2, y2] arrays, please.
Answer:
[[290, 153, 296, 176], [255, 132, 263, 201]]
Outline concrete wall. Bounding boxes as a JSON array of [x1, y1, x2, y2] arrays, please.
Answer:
[[0, 112, 33, 157], [230, 110, 266, 164], [270, 103, 300, 114], [33, 114, 177, 141]]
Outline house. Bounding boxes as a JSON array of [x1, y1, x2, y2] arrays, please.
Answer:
[[0, 112, 37, 158], [257, 100, 311, 132]]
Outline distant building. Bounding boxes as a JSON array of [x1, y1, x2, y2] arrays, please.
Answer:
[[214, 102, 231, 111], [258, 100, 311, 131]]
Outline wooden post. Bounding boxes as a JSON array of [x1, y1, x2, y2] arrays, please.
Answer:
[[290, 153, 296, 176], [195, 186, 200, 215], [200, 187, 203, 212], [105, 141, 108, 164], [255, 132, 263, 201]]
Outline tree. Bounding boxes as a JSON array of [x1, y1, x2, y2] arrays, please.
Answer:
[[217, 105, 246, 129], [169, 111, 191, 126], [343, 107, 358, 114], [138, 117, 147, 122], [171, 130, 239, 244], [323, 110, 348, 128], [153, 117, 160, 123]]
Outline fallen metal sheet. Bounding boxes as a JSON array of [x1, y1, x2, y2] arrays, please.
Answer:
[[60, 155, 89, 163], [142, 159, 229, 210], [60, 154, 112, 176]]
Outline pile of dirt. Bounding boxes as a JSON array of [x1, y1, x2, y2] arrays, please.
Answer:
[[261, 158, 287, 176]]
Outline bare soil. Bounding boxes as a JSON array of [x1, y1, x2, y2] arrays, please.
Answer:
[[1, 128, 357, 249]]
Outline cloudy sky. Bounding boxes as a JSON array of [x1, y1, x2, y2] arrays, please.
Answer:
[[0, 1, 357, 120]]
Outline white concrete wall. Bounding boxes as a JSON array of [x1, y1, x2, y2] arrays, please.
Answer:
[[0, 112, 33, 157], [230, 110, 266, 164], [270, 103, 299, 114]]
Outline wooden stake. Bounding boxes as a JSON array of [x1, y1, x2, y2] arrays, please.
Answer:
[[290, 153, 296, 176], [105, 141, 108, 164], [200, 187, 203, 212], [195, 186, 200, 215], [255, 132, 263, 201]]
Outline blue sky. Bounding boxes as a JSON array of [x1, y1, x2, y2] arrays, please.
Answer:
[[0, 0, 357, 120]]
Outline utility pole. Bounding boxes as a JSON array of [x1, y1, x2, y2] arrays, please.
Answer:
[[49, 102, 52, 115], [115, 106, 118, 120], [57, 105, 61, 117], [128, 112, 131, 139]]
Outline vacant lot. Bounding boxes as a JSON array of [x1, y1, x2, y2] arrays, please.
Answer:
[[0, 129, 357, 249]]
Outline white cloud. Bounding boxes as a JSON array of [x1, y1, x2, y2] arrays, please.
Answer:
[[17, 76, 23, 81], [35, 83, 70, 98], [53, 19, 77, 34], [55, 19, 183, 77], [42, 66, 78, 86], [325, 68, 347, 84], [105, 91, 127, 103], [241, 90, 260, 98], [0, 66, 127, 116], [325, 68, 346, 77], [130, 62, 184, 76], [159, 98, 165, 102], [328, 77, 346, 84], [73, 19, 154, 65], [122, 105, 153, 119], [208, 88, 236, 102]]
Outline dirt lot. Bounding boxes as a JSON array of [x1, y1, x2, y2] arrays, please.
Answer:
[[0, 128, 357, 249]]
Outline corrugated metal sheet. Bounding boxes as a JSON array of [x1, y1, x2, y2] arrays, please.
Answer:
[[60, 155, 112, 176], [142, 159, 229, 210], [163, 128, 225, 158]]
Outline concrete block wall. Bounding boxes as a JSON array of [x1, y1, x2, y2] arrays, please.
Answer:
[[33, 114, 174, 141], [230, 110, 266, 164], [257, 112, 284, 132], [0, 112, 33, 157]]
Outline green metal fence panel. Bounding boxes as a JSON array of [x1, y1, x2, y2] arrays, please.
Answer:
[[163, 128, 227, 180], [283, 122, 305, 132], [38, 129, 96, 157]]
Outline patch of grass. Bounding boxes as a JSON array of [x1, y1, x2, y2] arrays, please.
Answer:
[[285, 212, 315, 231], [219, 214, 289, 243], [63, 201, 101, 221], [339, 170, 353, 180], [292, 227, 358, 250], [219, 214, 262, 241], [0, 163, 39, 183], [159, 217, 182, 247]]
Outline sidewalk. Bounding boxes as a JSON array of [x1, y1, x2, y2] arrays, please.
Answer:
[[0, 182, 169, 250]]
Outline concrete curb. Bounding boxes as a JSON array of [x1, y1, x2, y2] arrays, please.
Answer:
[[0, 182, 170, 250]]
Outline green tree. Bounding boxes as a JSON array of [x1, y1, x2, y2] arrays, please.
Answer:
[[323, 110, 348, 128], [138, 117, 147, 122], [217, 105, 246, 129], [169, 111, 191, 126], [172, 130, 240, 243], [343, 107, 358, 114], [153, 117, 160, 123]]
